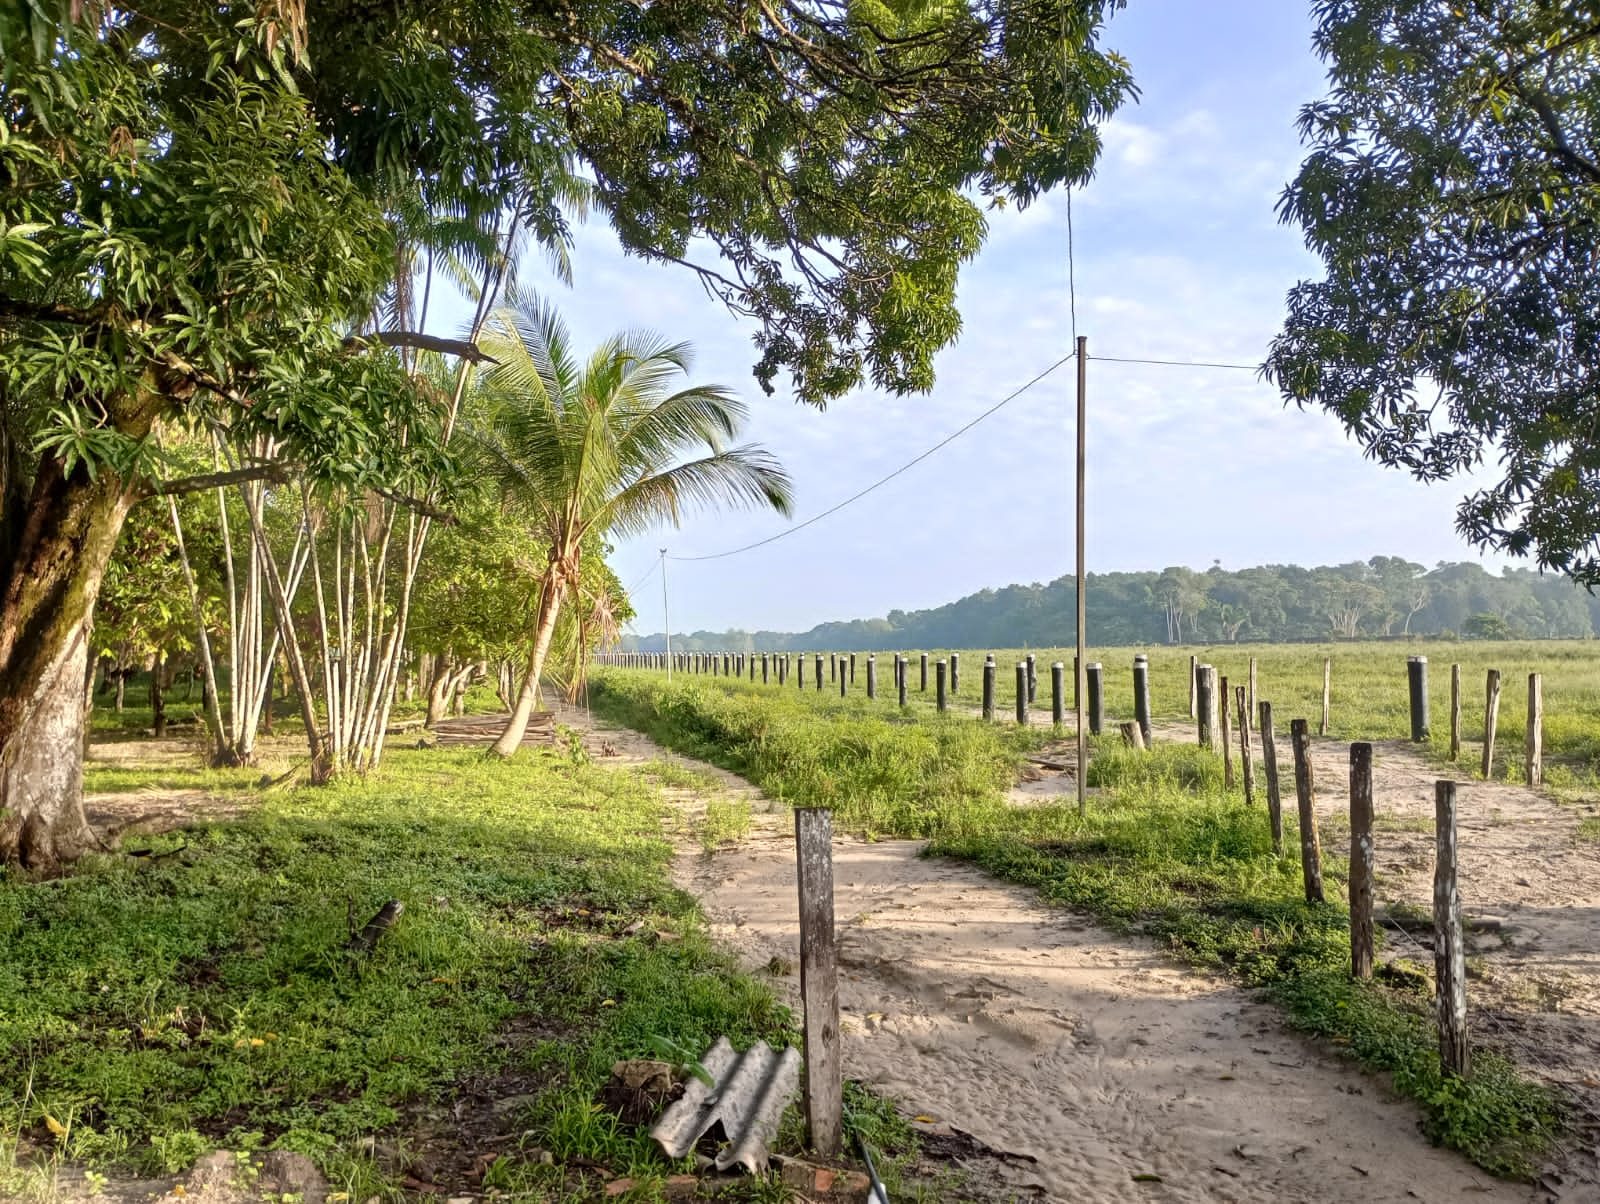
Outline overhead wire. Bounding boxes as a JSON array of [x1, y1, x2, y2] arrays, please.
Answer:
[[667, 351, 1077, 562], [1092, 354, 1261, 371]]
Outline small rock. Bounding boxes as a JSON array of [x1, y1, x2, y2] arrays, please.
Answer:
[[603, 1179, 635, 1197], [610, 1059, 676, 1093], [538, 1151, 554, 1166]]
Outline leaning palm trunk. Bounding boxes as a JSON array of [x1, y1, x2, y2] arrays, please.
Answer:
[[490, 576, 565, 757]]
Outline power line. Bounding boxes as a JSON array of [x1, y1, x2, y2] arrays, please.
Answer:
[[1092, 354, 1261, 372], [624, 559, 660, 596], [668, 352, 1077, 563]]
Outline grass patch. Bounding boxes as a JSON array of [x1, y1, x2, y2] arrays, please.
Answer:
[[0, 745, 797, 1198], [1577, 816, 1600, 843], [593, 671, 1559, 1179], [696, 800, 753, 852], [588, 671, 1045, 839]]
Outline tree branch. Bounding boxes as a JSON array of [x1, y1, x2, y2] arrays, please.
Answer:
[[372, 485, 458, 524], [344, 331, 498, 364], [149, 463, 291, 497]]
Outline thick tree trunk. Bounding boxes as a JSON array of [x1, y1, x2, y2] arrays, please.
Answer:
[[491, 583, 564, 758], [0, 454, 142, 869]]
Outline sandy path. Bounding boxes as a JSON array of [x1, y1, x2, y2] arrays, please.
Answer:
[[551, 702, 1536, 1204]]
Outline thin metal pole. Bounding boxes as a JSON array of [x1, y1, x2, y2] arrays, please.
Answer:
[[1075, 335, 1087, 816], [661, 548, 672, 683]]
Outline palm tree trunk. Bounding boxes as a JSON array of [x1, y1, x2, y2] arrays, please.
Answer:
[[491, 579, 564, 758]]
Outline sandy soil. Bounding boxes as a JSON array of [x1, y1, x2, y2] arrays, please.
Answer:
[[549, 702, 1546, 1204]]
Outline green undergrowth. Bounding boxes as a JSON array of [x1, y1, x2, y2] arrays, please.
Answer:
[[0, 746, 812, 1200], [588, 671, 1046, 838], [589, 672, 1557, 1179]]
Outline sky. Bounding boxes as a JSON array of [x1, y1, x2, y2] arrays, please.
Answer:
[[437, 0, 1512, 636]]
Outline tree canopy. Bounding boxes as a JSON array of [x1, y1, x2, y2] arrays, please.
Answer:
[[1268, 0, 1600, 584]]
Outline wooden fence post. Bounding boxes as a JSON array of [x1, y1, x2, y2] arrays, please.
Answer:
[[1236, 685, 1255, 806], [1015, 664, 1028, 725], [1407, 656, 1430, 742], [1119, 721, 1145, 749], [920, 652, 928, 693], [1026, 653, 1037, 703], [1220, 674, 1235, 787], [1290, 719, 1324, 903], [866, 655, 877, 701], [1449, 663, 1460, 760], [982, 656, 995, 722], [949, 652, 960, 694], [1188, 654, 1197, 719], [839, 660, 847, 698], [1434, 781, 1470, 1079], [829, 653, 837, 683], [849, 653, 856, 685], [794, 808, 843, 1154], [815, 654, 823, 692], [1482, 668, 1501, 779], [1321, 657, 1332, 735], [1196, 664, 1216, 747], [936, 660, 948, 713], [1259, 701, 1284, 854], [1133, 654, 1151, 746], [1526, 672, 1543, 787], [1349, 742, 1374, 980], [1085, 662, 1103, 735], [1052, 662, 1065, 726], [898, 660, 908, 707], [1248, 656, 1258, 721]]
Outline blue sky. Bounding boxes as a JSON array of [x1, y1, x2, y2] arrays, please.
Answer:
[[439, 0, 1509, 635]]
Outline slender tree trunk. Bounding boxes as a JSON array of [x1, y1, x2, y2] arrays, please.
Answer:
[[0, 454, 142, 869], [114, 669, 126, 713], [491, 581, 564, 758], [150, 651, 167, 737]]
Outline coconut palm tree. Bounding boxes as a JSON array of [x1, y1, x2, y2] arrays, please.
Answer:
[[469, 295, 794, 757]]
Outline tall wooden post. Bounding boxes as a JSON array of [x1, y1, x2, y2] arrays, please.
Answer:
[[1235, 685, 1255, 806], [1247, 656, 1258, 721], [794, 808, 842, 1154], [1407, 656, 1430, 742], [1026, 653, 1037, 703], [1349, 742, 1374, 980], [1526, 673, 1543, 787], [1220, 674, 1234, 787], [936, 660, 948, 713], [849, 653, 856, 685], [982, 656, 996, 722], [898, 662, 908, 707], [920, 652, 929, 693], [1433, 781, 1469, 1078], [866, 655, 877, 701], [949, 652, 960, 694], [1448, 663, 1461, 760], [1259, 701, 1284, 854], [1188, 654, 1197, 719], [1085, 662, 1103, 735], [1015, 664, 1028, 725], [829, 653, 836, 683], [815, 654, 823, 692], [1320, 657, 1332, 735], [1052, 662, 1065, 726], [1074, 334, 1088, 817], [1133, 654, 1151, 746], [1290, 719, 1324, 903], [1196, 664, 1216, 747], [839, 660, 846, 698], [1482, 668, 1501, 779]]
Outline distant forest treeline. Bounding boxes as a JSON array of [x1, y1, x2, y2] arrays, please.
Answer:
[[619, 558, 1600, 652]]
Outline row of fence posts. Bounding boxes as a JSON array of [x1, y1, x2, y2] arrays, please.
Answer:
[[599, 649, 1524, 1085]]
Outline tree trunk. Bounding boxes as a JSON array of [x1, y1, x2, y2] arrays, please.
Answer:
[[151, 650, 166, 737], [491, 581, 564, 758], [114, 668, 126, 713], [425, 653, 455, 728], [0, 454, 142, 869]]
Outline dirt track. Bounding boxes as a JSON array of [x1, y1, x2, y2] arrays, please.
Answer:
[[551, 701, 1566, 1204]]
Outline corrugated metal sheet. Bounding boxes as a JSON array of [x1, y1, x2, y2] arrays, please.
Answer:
[[649, 1036, 801, 1173]]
